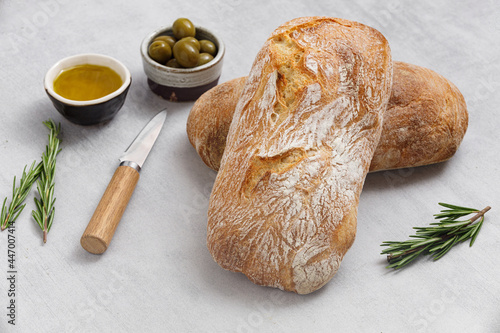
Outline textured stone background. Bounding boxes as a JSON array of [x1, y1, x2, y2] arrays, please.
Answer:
[[0, 1, 499, 332]]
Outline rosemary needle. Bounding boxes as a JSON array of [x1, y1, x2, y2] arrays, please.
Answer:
[[1, 161, 43, 230], [381, 203, 491, 269], [32, 120, 62, 243]]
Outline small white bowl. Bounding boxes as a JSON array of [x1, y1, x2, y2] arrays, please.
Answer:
[[140, 25, 225, 102], [44, 53, 132, 125]]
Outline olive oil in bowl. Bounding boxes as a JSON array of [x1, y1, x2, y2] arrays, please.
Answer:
[[45, 53, 131, 125], [53, 64, 123, 101]]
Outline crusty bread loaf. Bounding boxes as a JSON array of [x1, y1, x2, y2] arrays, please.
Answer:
[[370, 61, 468, 171], [187, 62, 468, 172], [207, 17, 392, 294], [187, 77, 247, 171]]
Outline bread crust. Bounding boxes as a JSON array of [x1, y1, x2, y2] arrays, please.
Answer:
[[370, 61, 468, 171], [187, 62, 468, 173], [206, 17, 392, 294], [187, 77, 247, 170]]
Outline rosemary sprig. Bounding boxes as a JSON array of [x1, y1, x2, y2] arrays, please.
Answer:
[[1, 161, 43, 230], [32, 120, 61, 243], [381, 203, 491, 269]]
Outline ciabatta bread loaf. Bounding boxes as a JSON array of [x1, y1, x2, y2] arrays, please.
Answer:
[[207, 17, 392, 294], [187, 62, 468, 172], [187, 77, 247, 171], [370, 61, 468, 171]]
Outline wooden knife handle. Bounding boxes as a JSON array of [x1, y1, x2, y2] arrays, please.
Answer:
[[81, 165, 140, 254]]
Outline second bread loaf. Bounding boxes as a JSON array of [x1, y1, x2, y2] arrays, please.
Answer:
[[187, 62, 468, 172]]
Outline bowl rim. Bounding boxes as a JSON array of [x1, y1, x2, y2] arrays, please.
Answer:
[[44, 53, 132, 106], [140, 25, 225, 74]]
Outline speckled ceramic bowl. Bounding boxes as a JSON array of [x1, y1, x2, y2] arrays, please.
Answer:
[[44, 53, 131, 126], [140, 25, 225, 102]]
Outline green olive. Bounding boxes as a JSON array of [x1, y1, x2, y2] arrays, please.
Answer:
[[172, 18, 196, 39], [199, 40, 217, 56], [148, 40, 172, 64], [173, 39, 199, 68], [182, 37, 200, 51], [197, 53, 214, 66], [166, 58, 182, 68], [154, 35, 176, 49]]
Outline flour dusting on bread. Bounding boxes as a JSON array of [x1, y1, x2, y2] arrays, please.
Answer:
[[207, 17, 392, 294]]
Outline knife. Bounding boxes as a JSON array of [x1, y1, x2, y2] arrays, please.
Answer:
[[80, 110, 167, 254]]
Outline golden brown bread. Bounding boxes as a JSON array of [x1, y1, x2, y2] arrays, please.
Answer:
[[187, 77, 247, 171], [187, 62, 468, 172], [370, 61, 468, 170], [206, 17, 392, 294]]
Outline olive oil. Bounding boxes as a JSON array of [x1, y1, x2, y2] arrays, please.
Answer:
[[53, 64, 123, 101]]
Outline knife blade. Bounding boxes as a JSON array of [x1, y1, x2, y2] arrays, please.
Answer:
[[80, 110, 167, 254]]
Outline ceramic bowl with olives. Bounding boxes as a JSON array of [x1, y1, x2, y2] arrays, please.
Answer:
[[141, 18, 225, 102]]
